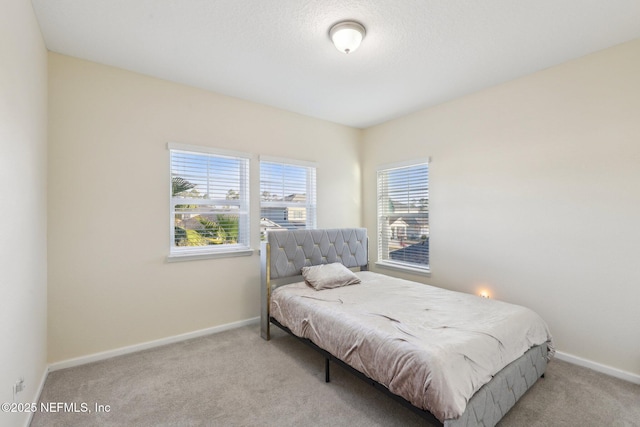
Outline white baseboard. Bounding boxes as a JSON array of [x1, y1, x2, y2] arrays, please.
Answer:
[[49, 317, 259, 372], [554, 350, 640, 385], [24, 364, 49, 427]]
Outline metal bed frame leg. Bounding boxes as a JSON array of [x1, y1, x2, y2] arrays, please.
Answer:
[[260, 242, 271, 341], [325, 357, 330, 382]]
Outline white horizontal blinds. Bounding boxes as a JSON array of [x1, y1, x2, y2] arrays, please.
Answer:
[[260, 159, 317, 240], [170, 148, 250, 254], [377, 162, 429, 269]]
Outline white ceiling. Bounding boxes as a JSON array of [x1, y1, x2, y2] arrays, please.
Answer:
[[31, 0, 640, 128]]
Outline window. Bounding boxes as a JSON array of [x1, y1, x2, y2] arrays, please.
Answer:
[[377, 160, 429, 272], [169, 143, 251, 259], [260, 157, 317, 240]]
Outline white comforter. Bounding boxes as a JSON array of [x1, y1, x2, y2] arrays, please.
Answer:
[[270, 271, 554, 422]]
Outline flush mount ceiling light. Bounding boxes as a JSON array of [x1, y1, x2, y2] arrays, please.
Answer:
[[329, 21, 366, 54]]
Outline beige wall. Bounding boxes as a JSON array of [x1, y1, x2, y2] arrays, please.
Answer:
[[0, 0, 48, 424], [362, 39, 640, 376], [47, 53, 361, 363]]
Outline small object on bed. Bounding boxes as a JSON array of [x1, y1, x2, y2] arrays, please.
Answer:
[[301, 262, 361, 290]]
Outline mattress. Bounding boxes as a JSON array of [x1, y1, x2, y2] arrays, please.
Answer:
[[270, 271, 554, 422]]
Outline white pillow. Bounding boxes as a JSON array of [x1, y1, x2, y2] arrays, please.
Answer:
[[301, 263, 361, 290]]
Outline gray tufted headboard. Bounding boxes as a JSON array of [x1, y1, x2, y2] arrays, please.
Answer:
[[260, 228, 368, 340]]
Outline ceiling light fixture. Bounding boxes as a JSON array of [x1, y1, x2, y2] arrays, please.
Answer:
[[329, 21, 366, 54]]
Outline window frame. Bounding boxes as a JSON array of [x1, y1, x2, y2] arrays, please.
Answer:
[[259, 156, 317, 240], [376, 158, 430, 274], [167, 142, 252, 262]]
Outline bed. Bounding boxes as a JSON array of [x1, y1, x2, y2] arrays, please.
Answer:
[[260, 228, 554, 426]]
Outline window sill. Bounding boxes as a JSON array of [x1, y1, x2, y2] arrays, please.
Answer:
[[167, 249, 255, 263], [375, 261, 431, 276]]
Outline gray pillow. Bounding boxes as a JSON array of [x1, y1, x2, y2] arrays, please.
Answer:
[[301, 263, 361, 290]]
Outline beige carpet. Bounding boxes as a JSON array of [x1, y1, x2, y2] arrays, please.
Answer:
[[32, 325, 640, 427]]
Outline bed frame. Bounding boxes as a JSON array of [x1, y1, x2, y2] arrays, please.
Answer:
[[261, 228, 548, 427]]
